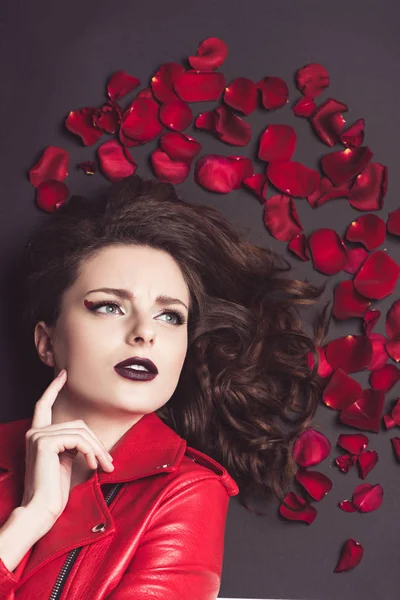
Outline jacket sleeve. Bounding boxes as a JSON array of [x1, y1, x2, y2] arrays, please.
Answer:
[[107, 475, 231, 600]]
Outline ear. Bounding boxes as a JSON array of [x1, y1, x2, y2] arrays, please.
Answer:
[[34, 321, 56, 367]]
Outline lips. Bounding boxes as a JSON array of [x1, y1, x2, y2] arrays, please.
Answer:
[[114, 356, 158, 374]]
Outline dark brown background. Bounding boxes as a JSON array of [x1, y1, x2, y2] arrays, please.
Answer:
[[1, 1, 399, 598]]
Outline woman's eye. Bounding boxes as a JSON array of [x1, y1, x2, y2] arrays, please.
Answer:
[[90, 302, 184, 325]]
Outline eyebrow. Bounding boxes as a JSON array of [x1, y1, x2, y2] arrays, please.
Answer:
[[85, 288, 189, 311]]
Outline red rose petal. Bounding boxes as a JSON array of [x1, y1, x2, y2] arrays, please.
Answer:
[[384, 414, 396, 429], [150, 63, 185, 103], [340, 388, 385, 433], [214, 106, 252, 146], [343, 247, 369, 275], [345, 214, 386, 250], [258, 77, 289, 110], [307, 229, 348, 275], [188, 37, 228, 71], [336, 454, 358, 473], [159, 100, 193, 131], [174, 70, 226, 102], [195, 154, 238, 193], [293, 428, 331, 467], [385, 336, 400, 362], [307, 346, 333, 378], [292, 96, 316, 118], [307, 177, 351, 209], [224, 78, 258, 115], [334, 539, 364, 573], [92, 101, 121, 134], [36, 180, 69, 213], [337, 433, 369, 455], [386, 300, 400, 338], [29, 146, 69, 188], [243, 173, 268, 203], [358, 450, 378, 479], [279, 492, 317, 524], [288, 234, 310, 261], [227, 157, 253, 189], [311, 99, 348, 147], [390, 437, 400, 461], [323, 368, 363, 410], [348, 163, 388, 211], [353, 251, 400, 300], [267, 161, 320, 197], [77, 160, 96, 175], [295, 469, 332, 501], [352, 482, 383, 512], [160, 131, 201, 162], [363, 309, 381, 336], [120, 94, 163, 143], [370, 364, 400, 392], [367, 333, 389, 371], [338, 500, 357, 512], [107, 71, 140, 102], [263, 194, 303, 241], [65, 107, 104, 146], [296, 63, 329, 99], [97, 140, 138, 183], [390, 399, 400, 425], [258, 125, 296, 162], [340, 118, 365, 149], [321, 147, 373, 186], [387, 207, 400, 236], [325, 335, 373, 374], [150, 148, 190, 184], [332, 280, 371, 320]]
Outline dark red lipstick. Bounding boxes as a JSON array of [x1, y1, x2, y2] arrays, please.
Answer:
[[114, 356, 158, 382]]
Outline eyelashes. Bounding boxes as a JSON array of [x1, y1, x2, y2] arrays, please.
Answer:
[[84, 299, 186, 326]]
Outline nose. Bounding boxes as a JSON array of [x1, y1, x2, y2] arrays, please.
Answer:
[[126, 314, 155, 345]]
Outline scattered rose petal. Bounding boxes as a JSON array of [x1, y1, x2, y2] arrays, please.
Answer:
[[160, 131, 201, 162], [258, 76, 289, 109], [332, 280, 371, 320], [363, 309, 381, 336], [188, 37, 228, 71], [279, 491, 317, 524], [120, 92, 163, 144], [325, 335, 373, 373], [345, 214, 386, 250], [390, 399, 400, 425], [385, 336, 400, 362], [343, 247, 369, 275], [338, 500, 357, 512], [367, 333, 389, 371], [288, 234, 310, 261], [293, 429, 331, 467], [387, 207, 400, 236], [340, 118, 365, 149], [292, 96, 316, 118], [195, 154, 238, 193], [307, 177, 351, 209], [323, 368, 363, 410], [358, 450, 378, 479], [29, 146, 69, 188], [348, 163, 388, 211], [150, 148, 190, 184], [334, 539, 364, 573], [263, 194, 303, 241], [150, 63, 186, 103], [267, 161, 320, 197], [352, 482, 383, 512], [384, 414, 396, 429], [310, 99, 348, 147], [321, 147, 373, 186], [214, 106, 252, 146], [307, 346, 333, 378], [174, 70, 226, 102], [259, 125, 296, 162], [227, 157, 253, 189], [336, 454, 358, 473], [195, 110, 218, 132], [224, 78, 258, 115], [77, 160, 96, 175], [36, 180, 69, 213], [307, 229, 348, 275], [295, 469, 332, 501], [65, 107, 104, 146], [107, 71, 140, 101], [390, 437, 400, 461], [340, 389, 385, 433], [97, 140, 138, 183], [159, 100, 193, 131], [386, 300, 400, 339], [243, 173, 268, 203], [296, 64, 329, 99], [353, 251, 400, 300], [338, 432, 369, 455], [92, 101, 121, 134], [370, 364, 400, 392]]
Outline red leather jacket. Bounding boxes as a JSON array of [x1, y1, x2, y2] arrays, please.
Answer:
[[0, 411, 239, 599]]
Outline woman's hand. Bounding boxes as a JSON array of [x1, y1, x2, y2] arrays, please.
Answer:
[[20, 369, 115, 524]]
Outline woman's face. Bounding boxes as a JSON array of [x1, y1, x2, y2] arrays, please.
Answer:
[[35, 244, 190, 419]]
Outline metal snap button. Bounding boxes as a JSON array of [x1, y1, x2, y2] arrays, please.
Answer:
[[156, 463, 170, 469], [92, 523, 106, 533]]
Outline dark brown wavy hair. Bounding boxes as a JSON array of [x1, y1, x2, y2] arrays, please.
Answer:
[[19, 174, 332, 516]]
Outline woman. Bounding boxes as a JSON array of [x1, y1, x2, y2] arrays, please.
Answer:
[[0, 174, 330, 599]]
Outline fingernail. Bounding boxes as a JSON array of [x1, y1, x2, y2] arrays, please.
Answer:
[[108, 454, 114, 461], [57, 369, 65, 378]]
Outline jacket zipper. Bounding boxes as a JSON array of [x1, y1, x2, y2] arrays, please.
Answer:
[[49, 483, 123, 600]]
